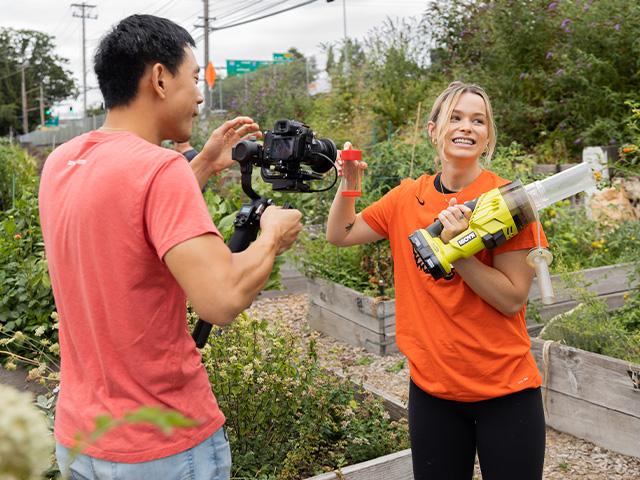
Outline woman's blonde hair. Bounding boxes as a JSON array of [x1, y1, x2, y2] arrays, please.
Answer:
[[428, 81, 497, 166]]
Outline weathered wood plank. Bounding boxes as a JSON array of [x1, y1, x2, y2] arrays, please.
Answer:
[[308, 277, 395, 333], [531, 290, 630, 322], [305, 449, 413, 480], [531, 338, 640, 418], [528, 263, 637, 303], [308, 301, 398, 355], [542, 387, 640, 458]]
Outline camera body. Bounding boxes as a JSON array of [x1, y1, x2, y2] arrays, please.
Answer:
[[232, 119, 336, 192]]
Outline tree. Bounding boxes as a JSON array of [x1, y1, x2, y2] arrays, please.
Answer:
[[221, 50, 317, 129], [0, 28, 77, 135], [425, 0, 640, 157]]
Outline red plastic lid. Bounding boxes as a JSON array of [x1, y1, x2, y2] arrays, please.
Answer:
[[340, 149, 362, 161]]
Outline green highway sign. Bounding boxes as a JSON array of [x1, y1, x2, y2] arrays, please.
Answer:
[[226, 59, 272, 77], [273, 52, 295, 64]]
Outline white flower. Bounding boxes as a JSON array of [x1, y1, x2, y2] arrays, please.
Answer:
[[0, 384, 53, 479], [34, 326, 46, 337]]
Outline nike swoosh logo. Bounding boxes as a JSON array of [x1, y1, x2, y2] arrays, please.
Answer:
[[415, 195, 425, 206]]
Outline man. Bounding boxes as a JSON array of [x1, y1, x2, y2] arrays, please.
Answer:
[[174, 140, 198, 162], [39, 14, 302, 479]]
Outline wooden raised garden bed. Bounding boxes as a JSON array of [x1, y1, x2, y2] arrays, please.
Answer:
[[307, 263, 638, 354], [305, 340, 640, 479], [307, 277, 397, 356], [531, 338, 640, 459]]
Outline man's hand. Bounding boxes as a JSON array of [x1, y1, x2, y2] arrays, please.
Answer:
[[260, 206, 303, 255], [197, 116, 263, 174]]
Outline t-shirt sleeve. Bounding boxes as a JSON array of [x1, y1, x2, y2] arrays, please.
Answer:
[[361, 181, 407, 239], [144, 156, 221, 260], [493, 221, 548, 256]]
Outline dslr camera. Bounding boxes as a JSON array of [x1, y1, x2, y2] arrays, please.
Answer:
[[232, 119, 337, 192]]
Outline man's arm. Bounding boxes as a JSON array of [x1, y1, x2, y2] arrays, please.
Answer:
[[164, 207, 301, 325]]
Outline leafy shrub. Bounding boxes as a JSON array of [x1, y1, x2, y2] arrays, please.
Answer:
[[200, 312, 409, 479], [0, 144, 38, 212], [540, 287, 640, 363], [0, 191, 55, 343], [539, 201, 640, 273]]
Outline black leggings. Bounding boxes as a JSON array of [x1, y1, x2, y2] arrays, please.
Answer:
[[408, 380, 545, 480]]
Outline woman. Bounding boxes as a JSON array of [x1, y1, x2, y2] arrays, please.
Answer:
[[326, 81, 546, 480]]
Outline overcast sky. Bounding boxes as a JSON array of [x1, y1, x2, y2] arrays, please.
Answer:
[[1, 0, 429, 116]]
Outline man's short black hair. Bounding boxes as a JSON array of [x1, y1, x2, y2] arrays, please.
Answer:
[[94, 15, 196, 109]]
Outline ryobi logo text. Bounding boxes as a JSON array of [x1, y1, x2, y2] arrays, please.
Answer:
[[457, 231, 477, 247]]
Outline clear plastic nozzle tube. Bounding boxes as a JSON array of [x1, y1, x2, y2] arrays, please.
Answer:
[[524, 162, 596, 211], [527, 248, 554, 305]]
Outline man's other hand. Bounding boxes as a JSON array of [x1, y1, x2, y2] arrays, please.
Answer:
[[198, 116, 263, 173]]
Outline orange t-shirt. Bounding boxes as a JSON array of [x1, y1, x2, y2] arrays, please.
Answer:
[[361, 169, 548, 402]]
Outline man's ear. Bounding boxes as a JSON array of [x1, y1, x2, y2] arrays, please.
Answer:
[[150, 63, 167, 100]]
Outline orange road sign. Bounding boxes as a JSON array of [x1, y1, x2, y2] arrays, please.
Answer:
[[205, 61, 216, 89]]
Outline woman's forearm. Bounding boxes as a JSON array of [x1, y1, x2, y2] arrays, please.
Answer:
[[452, 256, 530, 316], [326, 181, 357, 245]]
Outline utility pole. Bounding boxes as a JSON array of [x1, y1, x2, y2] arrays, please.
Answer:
[[21, 63, 28, 134], [39, 84, 45, 126], [204, 0, 211, 111], [195, 1, 214, 112], [71, 2, 97, 118]]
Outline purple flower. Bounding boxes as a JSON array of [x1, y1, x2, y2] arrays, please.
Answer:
[[614, 23, 621, 31], [610, 138, 618, 145], [561, 18, 571, 29], [555, 68, 565, 76], [574, 137, 583, 145], [548, 2, 558, 10], [546, 51, 553, 60], [519, 72, 527, 80]]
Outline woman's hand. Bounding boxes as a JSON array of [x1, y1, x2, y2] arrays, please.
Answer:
[[197, 116, 263, 174], [337, 141, 368, 176], [439, 198, 473, 244]]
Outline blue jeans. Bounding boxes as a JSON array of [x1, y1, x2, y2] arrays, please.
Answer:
[[55, 427, 231, 480]]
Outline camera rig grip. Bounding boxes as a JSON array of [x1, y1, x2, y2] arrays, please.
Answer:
[[191, 196, 293, 348]]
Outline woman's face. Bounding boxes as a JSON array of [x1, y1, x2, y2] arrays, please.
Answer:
[[440, 92, 489, 166]]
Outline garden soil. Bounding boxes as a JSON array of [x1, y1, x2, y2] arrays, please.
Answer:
[[249, 293, 640, 480]]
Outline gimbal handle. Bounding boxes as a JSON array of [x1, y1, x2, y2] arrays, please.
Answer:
[[191, 196, 272, 348]]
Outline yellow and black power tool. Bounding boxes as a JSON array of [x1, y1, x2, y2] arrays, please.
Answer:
[[409, 163, 596, 281]]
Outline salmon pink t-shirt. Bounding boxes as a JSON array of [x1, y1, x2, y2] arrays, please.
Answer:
[[362, 169, 548, 402], [39, 131, 225, 462]]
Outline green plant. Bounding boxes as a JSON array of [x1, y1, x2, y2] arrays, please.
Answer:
[[199, 312, 409, 479], [0, 145, 39, 212], [0, 189, 56, 350], [540, 278, 640, 363], [539, 201, 640, 272]]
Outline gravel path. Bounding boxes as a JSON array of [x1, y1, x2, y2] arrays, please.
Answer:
[[249, 293, 640, 480]]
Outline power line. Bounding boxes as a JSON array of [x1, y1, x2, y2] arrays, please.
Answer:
[[193, 0, 320, 42]]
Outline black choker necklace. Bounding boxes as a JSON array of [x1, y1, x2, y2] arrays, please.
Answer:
[[434, 173, 457, 194]]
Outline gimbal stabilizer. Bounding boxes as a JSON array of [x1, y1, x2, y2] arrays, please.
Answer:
[[191, 119, 337, 348]]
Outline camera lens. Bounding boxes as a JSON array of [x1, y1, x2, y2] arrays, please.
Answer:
[[308, 138, 337, 173], [232, 140, 261, 163]]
